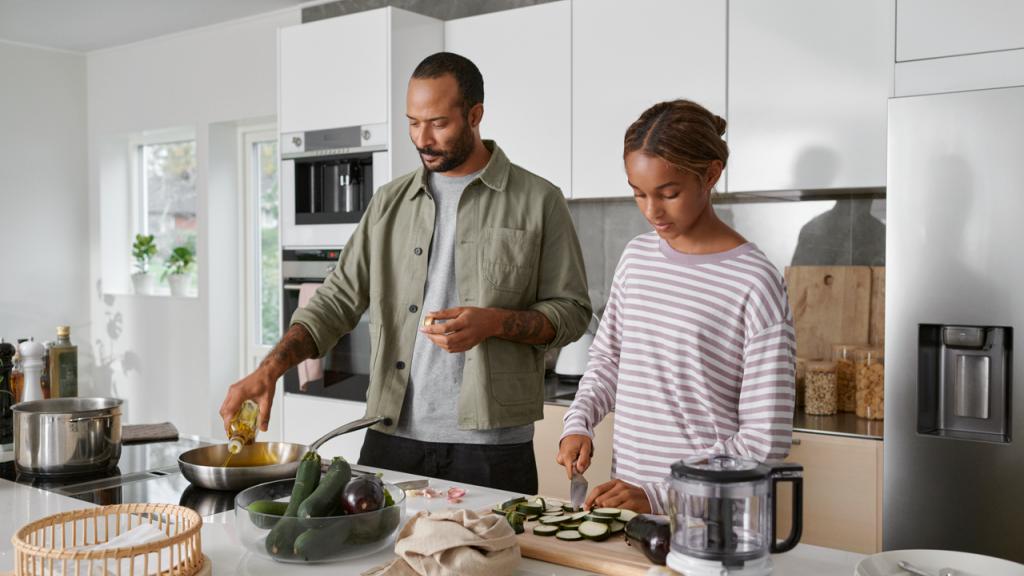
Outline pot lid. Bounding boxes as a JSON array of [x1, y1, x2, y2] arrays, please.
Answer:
[[671, 454, 772, 484]]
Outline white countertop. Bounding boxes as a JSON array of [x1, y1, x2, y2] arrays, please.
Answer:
[[0, 470, 865, 575]]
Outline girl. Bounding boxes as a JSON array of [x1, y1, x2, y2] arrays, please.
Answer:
[[557, 100, 796, 514]]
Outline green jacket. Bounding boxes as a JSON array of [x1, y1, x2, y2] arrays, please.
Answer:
[[291, 141, 592, 433]]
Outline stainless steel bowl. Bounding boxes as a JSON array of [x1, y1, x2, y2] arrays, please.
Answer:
[[12, 397, 123, 476]]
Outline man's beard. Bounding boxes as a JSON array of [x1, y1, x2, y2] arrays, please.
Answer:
[[418, 124, 475, 173]]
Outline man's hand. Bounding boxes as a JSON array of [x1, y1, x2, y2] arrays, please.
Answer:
[[219, 367, 277, 434], [419, 307, 500, 353], [556, 434, 593, 479], [584, 479, 653, 514]]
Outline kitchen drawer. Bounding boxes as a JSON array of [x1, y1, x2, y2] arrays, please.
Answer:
[[776, 431, 883, 554]]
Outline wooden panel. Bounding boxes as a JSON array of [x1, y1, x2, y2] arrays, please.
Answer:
[[785, 266, 872, 359], [536, 403, 615, 501], [870, 267, 886, 346], [776, 432, 881, 553]]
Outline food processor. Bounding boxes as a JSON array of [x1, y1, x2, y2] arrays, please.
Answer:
[[666, 454, 803, 576]]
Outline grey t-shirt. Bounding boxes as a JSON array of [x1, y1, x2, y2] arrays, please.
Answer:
[[393, 169, 534, 445]]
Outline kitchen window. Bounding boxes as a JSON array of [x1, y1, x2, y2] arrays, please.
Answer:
[[131, 131, 198, 294], [242, 128, 281, 357]]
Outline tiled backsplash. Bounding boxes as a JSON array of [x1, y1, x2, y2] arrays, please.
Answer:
[[568, 196, 886, 313]]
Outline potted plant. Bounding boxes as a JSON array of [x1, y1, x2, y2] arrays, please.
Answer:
[[162, 245, 196, 297], [131, 234, 157, 295]]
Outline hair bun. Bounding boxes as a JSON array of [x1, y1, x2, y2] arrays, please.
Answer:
[[712, 115, 727, 136]]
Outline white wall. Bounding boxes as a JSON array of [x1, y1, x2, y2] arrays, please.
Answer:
[[86, 10, 299, 436], [0, 42, 89, 375]]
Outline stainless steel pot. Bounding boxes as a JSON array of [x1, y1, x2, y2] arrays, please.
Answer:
[[177, 415, 388, 491], [12, 397, 123, 477]]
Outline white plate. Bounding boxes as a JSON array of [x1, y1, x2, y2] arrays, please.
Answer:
[[856, 549, 1024, 576]]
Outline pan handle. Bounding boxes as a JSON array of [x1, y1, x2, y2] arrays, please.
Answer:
[[308, 415, 391, 453]]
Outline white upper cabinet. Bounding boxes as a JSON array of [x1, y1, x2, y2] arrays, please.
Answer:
[[727, 0, 894, 192], [896, 0, 1024, 61], [280, 9, 390, 133], [445, 1, 572, 196], [571, 0, 726, 199]]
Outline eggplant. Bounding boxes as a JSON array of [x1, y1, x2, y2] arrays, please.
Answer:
[[341, 476, 385, 515], [624, 514, 671, 565]]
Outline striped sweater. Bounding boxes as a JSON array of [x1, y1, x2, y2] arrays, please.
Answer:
[[561, 233, 796, 513]]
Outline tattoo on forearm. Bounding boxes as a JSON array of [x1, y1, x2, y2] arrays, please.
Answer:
[[500, 310, 554, 344], [261, 324, 318, 375]]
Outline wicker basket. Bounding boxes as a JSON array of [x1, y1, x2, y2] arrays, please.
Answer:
[[12, 503, 204, 576]]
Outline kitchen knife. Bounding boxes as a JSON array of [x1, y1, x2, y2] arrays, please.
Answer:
[[570, 468, 588, 511]]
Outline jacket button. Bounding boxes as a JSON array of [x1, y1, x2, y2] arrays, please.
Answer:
[[413, 247, 423, 256], [409, 304, 418, 313], [396, 361, 406, 370]]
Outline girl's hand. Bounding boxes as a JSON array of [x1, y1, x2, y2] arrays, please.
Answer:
[[584, 479, 652, 514], [556, 434, 593, 479]]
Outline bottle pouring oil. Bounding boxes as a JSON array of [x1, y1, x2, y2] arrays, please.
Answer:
[[225, 399, 260, 466]]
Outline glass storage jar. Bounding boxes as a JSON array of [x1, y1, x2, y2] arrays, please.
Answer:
[[832, 344, 859, 412], [855, 347, 884, 420], [804, 361, 838, 416], [794, 357, 807, 409]]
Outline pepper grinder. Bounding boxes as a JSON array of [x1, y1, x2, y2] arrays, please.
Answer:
[[19, 339, 45, 403], [0, 339, 15, 450]]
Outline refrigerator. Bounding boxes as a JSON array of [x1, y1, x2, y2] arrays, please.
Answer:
[[885, 85, 1024, 561]]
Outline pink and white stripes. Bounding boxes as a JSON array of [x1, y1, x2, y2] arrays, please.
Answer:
[[561, 232, 796, 513]]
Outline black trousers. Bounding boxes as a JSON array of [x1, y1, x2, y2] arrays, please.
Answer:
[[358, 429, 538, 495]]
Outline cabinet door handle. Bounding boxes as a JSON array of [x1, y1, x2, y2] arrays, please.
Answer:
[[791, 438, 802, 446]]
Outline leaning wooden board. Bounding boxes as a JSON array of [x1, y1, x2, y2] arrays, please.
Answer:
[[516, 523, 652, 576], [785, 266, 872, 360]]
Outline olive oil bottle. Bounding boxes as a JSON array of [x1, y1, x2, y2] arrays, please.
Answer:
[[227, 399, 260, 455], [48, 326, 77, 398]]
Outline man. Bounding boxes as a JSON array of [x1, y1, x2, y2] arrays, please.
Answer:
[[220, 52, 591, 494]]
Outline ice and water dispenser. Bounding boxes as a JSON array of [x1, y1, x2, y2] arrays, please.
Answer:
[[918, 325, 1013, 443]]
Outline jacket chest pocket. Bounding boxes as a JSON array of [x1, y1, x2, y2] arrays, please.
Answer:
[[481, 227, 539, 293]]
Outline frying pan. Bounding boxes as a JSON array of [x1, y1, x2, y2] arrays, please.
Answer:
[[178, 415, 388, 491]]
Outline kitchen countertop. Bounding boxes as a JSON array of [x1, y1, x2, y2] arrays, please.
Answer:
[[546, 374, 885, 440], [0, 467, 866, 575]]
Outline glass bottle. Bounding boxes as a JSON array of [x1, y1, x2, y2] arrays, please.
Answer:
[[48, 326, 78, 398], [832, 343, 859, 413], [227, 399, 260, 454], [0, 339, 15, 449], [40, 340, 52, 399], [10, 339, 26, 403]]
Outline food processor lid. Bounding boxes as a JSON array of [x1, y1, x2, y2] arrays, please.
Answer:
[[671, 454, 772, 483]]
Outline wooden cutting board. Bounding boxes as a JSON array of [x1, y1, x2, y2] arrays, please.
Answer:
[[785, 266, 872, 359], [869, 267, 885, 347], [517, 525, 652, 576]]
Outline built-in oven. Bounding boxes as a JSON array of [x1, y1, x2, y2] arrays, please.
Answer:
[[281, 248, 371, 402], [281, 124, 390, 248]]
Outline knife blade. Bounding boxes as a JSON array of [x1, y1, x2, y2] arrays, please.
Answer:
[[570, 469, 587, 511]]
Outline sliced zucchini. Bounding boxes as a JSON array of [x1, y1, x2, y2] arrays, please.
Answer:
[[570, 511, 589, 522], [533, 525, 560, 537], [525, 514, 540, 521], [617, 509, 638, 522], [579, 520, 611, 541], [531, 497, 546, 509], [501, 496, 527, 509], [517, 503, 544, 515], [609, 520, 625, 534], [562, 504, 581, 513], [559, 520, 582, 529], [555, 529, 583, 541], [591, 507, 622, 518], [585, 514, 615, 524], [540, 515, 572, 525]]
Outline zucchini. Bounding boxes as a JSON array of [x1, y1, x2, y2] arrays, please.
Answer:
[[517, 503, 543, 515], [609, 520, 625, 534], [505, 510, 526, 535], [247, 500, 289, 529], [570, 511, 589, 522], [265, 451, 322, 558], [540, 515, 571, 525], [618, 509, 638, 522], [555, 529, 583, 541], [501, 496, 527, 509], [292, 520, 353, 562], [562, 504, 581, 513], [579, 520, 611, 541], [297, 457, 351, 519], [559, 520, 582, 529], [591, 507, 622, 518], [531, 497, 546, 510], [585, 514, 615, 524], [533, 525, 560, 537]]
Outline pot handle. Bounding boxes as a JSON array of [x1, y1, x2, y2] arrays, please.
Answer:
[[769, 462, 804, 554], [68, 413, 115, 423], [308, 415, 391, 452]]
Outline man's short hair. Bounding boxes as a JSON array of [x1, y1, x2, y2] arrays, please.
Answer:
[[411, 52, 484, 114]]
